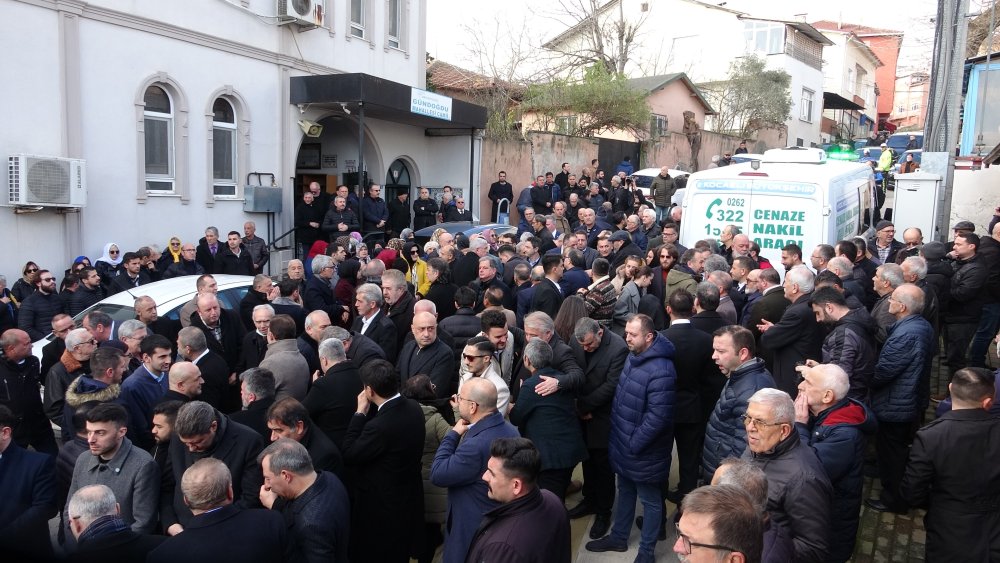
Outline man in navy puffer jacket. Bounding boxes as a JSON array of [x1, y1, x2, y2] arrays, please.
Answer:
[[866, 283, 935, 515], [702, 326, 775, 481], [585, 314, 674, 563]]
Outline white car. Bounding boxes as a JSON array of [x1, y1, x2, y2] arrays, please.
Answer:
[[631, 167, 691, 207], [32, 274, 254, 359]]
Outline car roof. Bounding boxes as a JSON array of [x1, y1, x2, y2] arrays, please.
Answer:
[[633, 168, 691, 177], [87, 274, 253, 308]]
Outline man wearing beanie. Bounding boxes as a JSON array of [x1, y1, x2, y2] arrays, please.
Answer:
[[867, 220, 903, 265]]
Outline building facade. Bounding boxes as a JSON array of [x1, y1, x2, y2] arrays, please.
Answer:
[[1, 0, 483, 281], [814, 25, 882, 143]]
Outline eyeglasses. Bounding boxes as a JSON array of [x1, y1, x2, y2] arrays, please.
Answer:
[[171, 242, 181, 247], [454, 394, 478, 406], [41, 277, 56, 282], [462, 354, 489, 362], [109, 250, 120, 255], [740, 413, 785, 429], [675, 523, 739, 556], [26, 268, 39, 273]]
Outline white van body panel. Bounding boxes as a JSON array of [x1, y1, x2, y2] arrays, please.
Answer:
[[679, 155, 873, 268]]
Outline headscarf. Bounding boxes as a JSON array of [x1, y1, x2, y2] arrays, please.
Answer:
[[337, 259, 361, 288], [400, 228, 414, 241], [307, 240, 329, 261], [95, 242, 123, 266], [73, 256, 90, 267], [349, 232, 363, 243], [387, 238, 404, 252], [165, 237, 183, 263]]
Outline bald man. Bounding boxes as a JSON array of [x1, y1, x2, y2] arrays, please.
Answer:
[[160, 362, 203, 404], [397, 312, 456, 398]]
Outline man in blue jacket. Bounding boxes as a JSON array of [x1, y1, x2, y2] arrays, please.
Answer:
[[866, 283, 935, 514], [586, 314, 675, 563], [431, 377, 519, 563]]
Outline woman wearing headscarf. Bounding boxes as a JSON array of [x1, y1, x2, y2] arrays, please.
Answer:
[[159, 236, 183, 271], [94, 242, 124, 291], [403, 242, 430, 297], [333, 259, 361, 312], [377, 238, 404, 270], [304, 240, 329, 280]]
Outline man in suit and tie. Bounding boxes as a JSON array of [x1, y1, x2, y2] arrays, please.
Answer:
[[531, 254, 565, 319], [0, 404, 57, 561], [746, 268, 790, 358], [662, 291, 724, 505], [430, 377, 520, 563], [398, 312, 456, 398], [177, 327, 233, 413], [149, 458, 289, 563], [189, 293, 246, 379], [351, 283, 397, 362], [567, 318, 628, 539], [342, 359, 425, 563]]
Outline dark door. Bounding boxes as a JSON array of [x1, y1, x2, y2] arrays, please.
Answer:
[[597, 139, 641, 174]]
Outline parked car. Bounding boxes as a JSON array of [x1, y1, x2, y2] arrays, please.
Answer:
[[856, 147, 883, 162], [31, 274, 253, 359], [631, 167, 691, 206], [892, 149, 923, 175]]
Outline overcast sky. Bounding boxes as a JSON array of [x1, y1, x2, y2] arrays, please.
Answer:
[[426, 0, 946, 76]]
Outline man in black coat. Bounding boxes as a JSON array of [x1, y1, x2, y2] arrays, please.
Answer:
[[488, 171, 514, 222], [567, 319, 627, 538], [609, 230, 642, 271], [194, 227, 223, 274], [663, 291, 723, 504], [471, 254, 513, 312], [17, 270, 65, 341], [746, 268, 791, 368], [229, 367, 276, 440], [0, 404, 57, 561], [690, 282, 727, 335], [511, 312, 584, 403], [531, 255, 565, 319], [321, 195, 361, 238], [160, 402, 265, 534], [451, 237, 482, 288], [388, 191, 411, 235], [109, 252, 153, 295], [759, 266, 824, 396], [382, 271, 415, 356], [352, 283, 398, 362], [214, 232, 255, 276], [264, 398, 344, 477], [151, 457, 289, 563], [67, 484, 165, 563], [258, 439, 350, 563], [239, 276, 273, 331], [412, 187, 439, 231], [303, 337, 363, 450], [70, 267, 106, 317], [189, 293, 246, 378], [0, 329, 58, 454], [236, 306, 270, 374], [398, 312, 456, 398], [901, 367, 1000, 561], [342, 360, 425, 563]]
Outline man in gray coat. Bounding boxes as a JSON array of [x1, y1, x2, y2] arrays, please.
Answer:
[[65, 402, 159, 545], [259, 315, 310, 401]]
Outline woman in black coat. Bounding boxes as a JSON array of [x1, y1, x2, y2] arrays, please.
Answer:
[[423, 258, 458, 321]]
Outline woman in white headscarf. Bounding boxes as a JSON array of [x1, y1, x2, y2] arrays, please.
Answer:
[[94, 242, 124, 292]]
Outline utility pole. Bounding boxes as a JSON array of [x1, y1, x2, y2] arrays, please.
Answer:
[[924, 0, 971, 241]]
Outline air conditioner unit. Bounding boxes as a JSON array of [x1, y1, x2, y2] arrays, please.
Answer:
[[277, 0, 324, 27], [7, 154, 87, 208]]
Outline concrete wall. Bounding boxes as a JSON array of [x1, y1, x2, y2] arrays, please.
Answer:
[[478, 133, 597, 225], [645, 128, 785, 172], [951, 166, 1000, 234]]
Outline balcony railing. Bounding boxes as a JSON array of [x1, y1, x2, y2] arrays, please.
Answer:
[[782, 42, 823, 71]]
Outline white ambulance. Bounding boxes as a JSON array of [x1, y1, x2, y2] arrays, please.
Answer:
[[678, 147, 874, 268]]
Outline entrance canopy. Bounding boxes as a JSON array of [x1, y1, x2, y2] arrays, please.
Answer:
[[290, 73, 487, 131]]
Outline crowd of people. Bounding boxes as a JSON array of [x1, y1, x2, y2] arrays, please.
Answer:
[[3, 159, 1000, 563]]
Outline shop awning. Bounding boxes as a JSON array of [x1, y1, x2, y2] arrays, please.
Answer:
[[823, 92, 864, 111]]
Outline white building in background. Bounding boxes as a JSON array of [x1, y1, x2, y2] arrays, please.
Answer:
[[813, 25, 882, 143], [0, 0, 484, 279], [541, 0, 830, 147]]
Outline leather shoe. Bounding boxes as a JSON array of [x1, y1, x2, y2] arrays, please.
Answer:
[[864, 498, 907, 514], [567, 501, 596, 520], [589, 512, 611, 540], [634, 515, 668, 541], [585, 536, 628, 553]]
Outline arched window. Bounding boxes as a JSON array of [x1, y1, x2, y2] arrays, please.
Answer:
[[212, 98, 238, 197], [144, 85, 174, 192]]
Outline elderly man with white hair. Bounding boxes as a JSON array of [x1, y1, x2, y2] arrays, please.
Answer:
[[743, 387, 833, 563], [794, 363, 876, 563], [758, 265, 824, 396], [67, 484, 165, 558]]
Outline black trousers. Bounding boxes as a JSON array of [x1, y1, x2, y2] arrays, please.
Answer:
[[876, 420, 916, 510], [537, 467, 574, 503], [580, 447, 615, 514], [944, 321, 978, 377], [674, 421, 706, 497]]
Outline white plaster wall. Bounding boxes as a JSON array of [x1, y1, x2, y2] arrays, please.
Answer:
[[950, 167, 1000, 232], [776, 56, 824, 146]]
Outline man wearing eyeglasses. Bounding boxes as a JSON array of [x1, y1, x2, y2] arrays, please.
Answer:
[[444, 196, 470, 222], [743, 387, 832, 563], [673, 485, 763, 563], [17, 269, 65, 341], [44, 328, 96, 441]]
